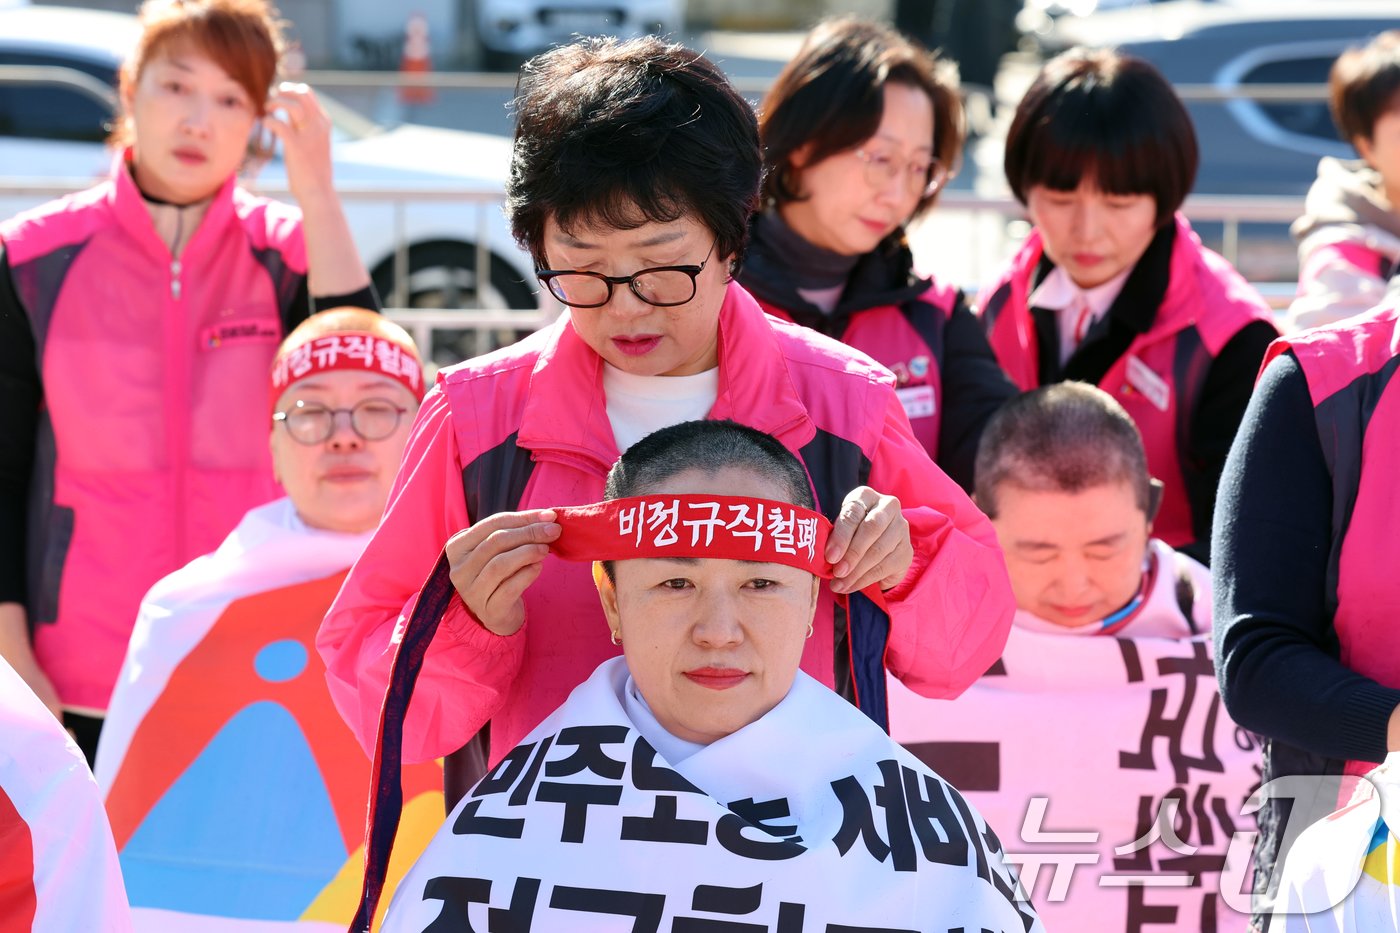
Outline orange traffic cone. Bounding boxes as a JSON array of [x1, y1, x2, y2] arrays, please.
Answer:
[[399, 13, 434, 106]]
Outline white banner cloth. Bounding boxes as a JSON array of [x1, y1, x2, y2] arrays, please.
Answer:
[[1273, 754, 1400, 931], [890, 582, 1259, 933], [94, 497, 441, 931], [0, 655, 131, 930], [384, 656, 1045, 932]]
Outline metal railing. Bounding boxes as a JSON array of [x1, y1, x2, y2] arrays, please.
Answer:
[[0, 177, 542, 314], [0, 177, 1302, 358], [298, 67, 1332, 102]]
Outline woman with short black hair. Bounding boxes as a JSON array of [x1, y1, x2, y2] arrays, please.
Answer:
[[977, 47, 1279, 564], [318, 35, 1016, 824], [737, 16, 1017, 492]]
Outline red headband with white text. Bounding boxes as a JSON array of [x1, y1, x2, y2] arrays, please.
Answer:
[[269, 331, 424, 413], [550, 494, 833, 576], [351, 491, 892, 929]]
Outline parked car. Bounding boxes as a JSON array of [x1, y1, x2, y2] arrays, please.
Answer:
[[1025, 1, 1398, 196], [0, 5, 544, 359], [474, 0, 685, 66]]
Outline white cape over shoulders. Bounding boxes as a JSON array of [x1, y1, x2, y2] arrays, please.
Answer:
[[0, 656, 131, 930], [384, 657, 1044, 932], [95, 497, 442, 931]]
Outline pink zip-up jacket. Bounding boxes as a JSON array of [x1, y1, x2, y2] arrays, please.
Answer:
[[0, 164, 308, 711], [319, 281, 1015, 765], [1288, 157, 1400, 330]]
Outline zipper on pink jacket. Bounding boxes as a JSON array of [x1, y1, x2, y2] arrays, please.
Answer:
[[166, 254, 188, 560]]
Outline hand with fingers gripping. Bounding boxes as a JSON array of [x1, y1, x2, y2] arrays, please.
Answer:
[[263, 82, 335, 201], [261, 81, 372, 299], [824, 486, 914, 595], [446, 509, 562, 637]]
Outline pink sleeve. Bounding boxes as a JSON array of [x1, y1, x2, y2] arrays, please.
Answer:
[[317, 389, 526, 762], [237, 190, 308, 274], [1300, 239, 1387, 287], [1291, 239, 1391, 327], [867, 389, 1014, 698]]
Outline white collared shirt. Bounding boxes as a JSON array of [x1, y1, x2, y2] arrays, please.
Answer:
[[1029, 266, 1133, 366]]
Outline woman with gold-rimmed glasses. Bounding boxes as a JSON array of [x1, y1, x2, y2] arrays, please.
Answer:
[[736, 15, 1017, 493]]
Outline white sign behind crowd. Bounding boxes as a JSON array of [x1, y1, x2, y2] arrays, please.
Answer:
[[890, 623, 1261, 931]]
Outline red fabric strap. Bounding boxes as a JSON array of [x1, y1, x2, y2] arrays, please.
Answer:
[[551, 495, 834, 577], [269, 331, 424, 413]]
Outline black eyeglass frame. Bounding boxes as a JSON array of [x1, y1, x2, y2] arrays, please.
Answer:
[[535, 237, 719, 309], [272, 397, 410, 445]]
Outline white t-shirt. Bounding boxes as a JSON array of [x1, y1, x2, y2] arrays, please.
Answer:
[[1029, 265, 1132, 366], [602, 363, 719, 453]]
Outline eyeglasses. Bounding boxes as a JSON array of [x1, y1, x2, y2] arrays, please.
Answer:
[[536, 237, 718, 309], [272, 398, 408, 445], [853, 148, 950, 198]]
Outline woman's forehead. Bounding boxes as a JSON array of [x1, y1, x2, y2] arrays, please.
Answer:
[[639, 467, 793, 501], [144, 44, 238, 84], [275, 371, 415, 406], [544, 214, 706, 251], [618, 556, 813, 578]]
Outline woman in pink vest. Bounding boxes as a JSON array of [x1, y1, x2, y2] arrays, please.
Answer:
[[976, 47, 1278, 564], [318, 35, 1015, 809], [1288, 31, 1400, 329], [0, 0, 373, 762], [736, 16, 1017, 491], [1214, 293, 1400, 930]]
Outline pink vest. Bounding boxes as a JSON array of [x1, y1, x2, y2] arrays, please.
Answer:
[[757, 279, 957, 458], [1264, 300, 1400, 778], [1, 166, 307, 710], [977, 215, 1273, 549]]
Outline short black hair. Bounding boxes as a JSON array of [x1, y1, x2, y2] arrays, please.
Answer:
[[1330, 30, 1400, 147], [506, 35, 763, 269], [974, 383, 1152, 519], [606, 420, 814, 508], [759, 15, 964, 220], [1003, 47, 1198, 226], [602, 420, 815, 581]]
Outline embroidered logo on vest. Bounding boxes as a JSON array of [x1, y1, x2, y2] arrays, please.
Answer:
[[200, 318, 280, 349]]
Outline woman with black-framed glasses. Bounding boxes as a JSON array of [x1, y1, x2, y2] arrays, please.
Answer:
[[317, 35, 1018, 839], [537, 236, 718, 309], [736, 16, 1017, 493]]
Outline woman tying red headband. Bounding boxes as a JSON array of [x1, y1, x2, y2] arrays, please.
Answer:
[[358, 420, 1043, 933]]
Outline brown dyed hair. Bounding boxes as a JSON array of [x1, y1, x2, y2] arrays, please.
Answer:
[[759, 16, 964, 220], [110, 0, 285, 150], [1330, 30, 1400, 147], [1004, 47, 1198, 227]]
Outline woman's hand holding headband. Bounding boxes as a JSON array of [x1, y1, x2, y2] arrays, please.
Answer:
[[451, 488, 910, 637], [825, 486, 913, 595], [446, 509, 562, 637]]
